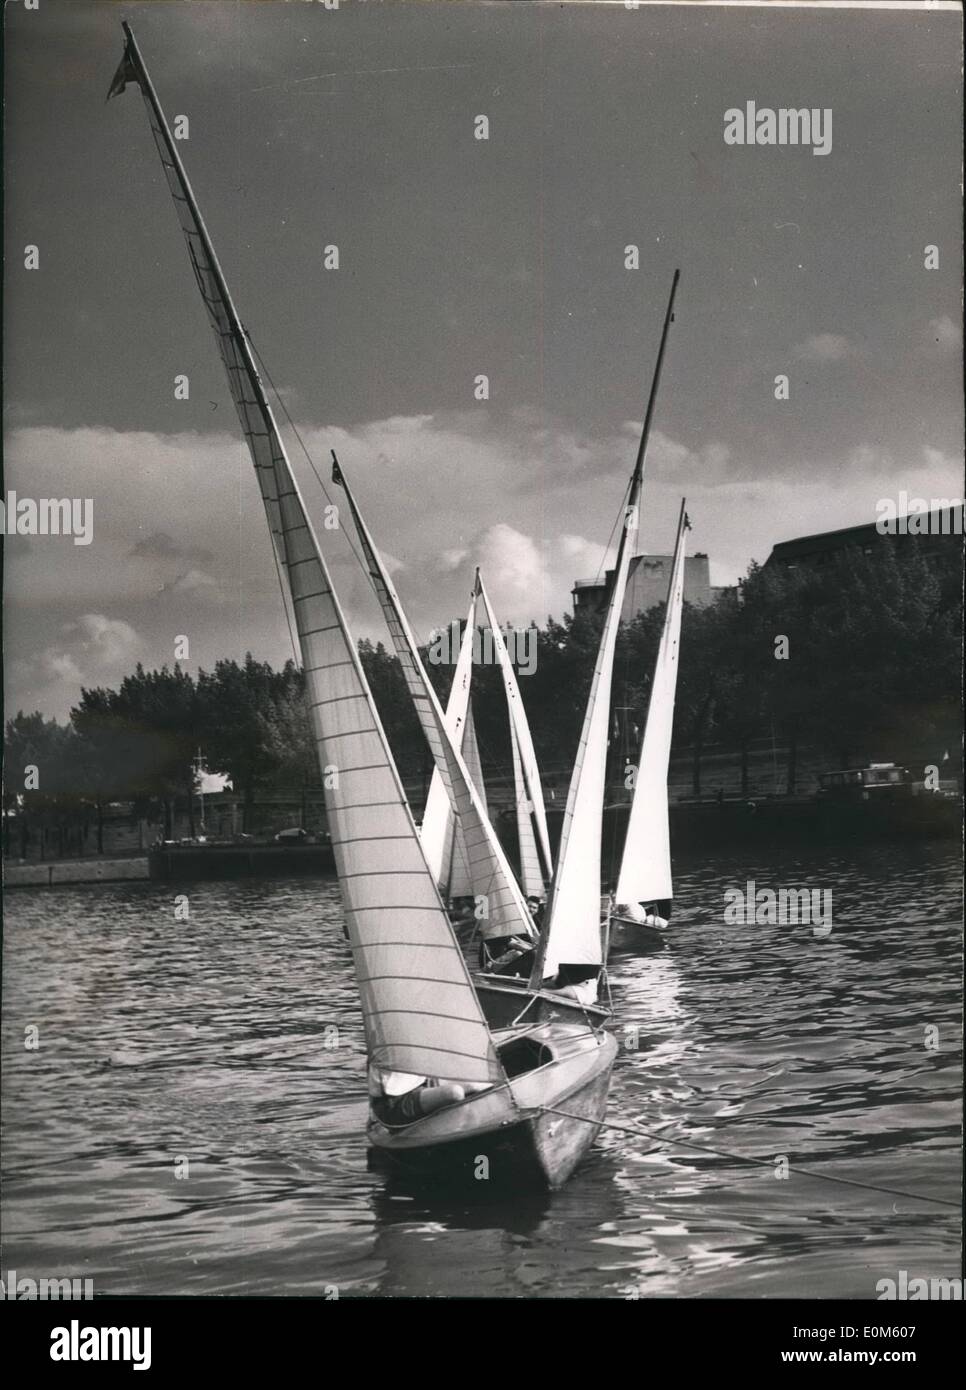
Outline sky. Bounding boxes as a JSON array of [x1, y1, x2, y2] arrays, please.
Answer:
[[3, 0, 963, 721]]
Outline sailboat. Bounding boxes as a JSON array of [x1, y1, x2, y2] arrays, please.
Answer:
[[483, 272, 682, 1027], [608, 500, 690, 951], [418, 572, 487, 916], [330, 450, 620, 1031], [109, 23, 616, 1188], [476, 573, 554, 904]]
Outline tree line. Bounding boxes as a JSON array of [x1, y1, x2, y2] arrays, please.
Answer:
[[4, 539, 960, 852]]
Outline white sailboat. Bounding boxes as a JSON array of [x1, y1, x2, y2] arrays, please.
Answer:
[[477, 574, 554, 904], [482, 272, 682, 1025], [329, 456, 541, 965], [418, 574, 487, 908], [110, 22, 617, 1188], [609, 499, 690, 950]]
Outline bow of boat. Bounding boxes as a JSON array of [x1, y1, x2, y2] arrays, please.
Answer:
[[367, 1022, 617, 1189]]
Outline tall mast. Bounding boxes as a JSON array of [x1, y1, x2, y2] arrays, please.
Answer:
[[111, 26, 502, 1084], [531, 270, 680, 986], [114, 21, 290, 564]]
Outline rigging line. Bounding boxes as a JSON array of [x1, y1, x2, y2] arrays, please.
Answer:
[[252, 336, 453, 659], [539, 1105, 961, 1209], [247, 338, 369, 583], [590, 471, 634, 587], [268, 526, 301, 668]]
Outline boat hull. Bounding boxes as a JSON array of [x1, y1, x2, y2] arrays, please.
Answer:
[[367, 1024, 617, 1189], [473, 975, 611, 1030], [606, 912, 669, 954]]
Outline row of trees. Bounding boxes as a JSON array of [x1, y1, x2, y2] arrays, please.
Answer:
[[4, 539, 960, 851]]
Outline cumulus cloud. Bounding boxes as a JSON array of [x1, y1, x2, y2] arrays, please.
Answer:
[[9, 613, 144, 716], [793, 333, 851, 363], [4, 417, 964, 718]]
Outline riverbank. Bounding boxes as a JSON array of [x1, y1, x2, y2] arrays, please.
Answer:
[[4, 856, 150, 888], [4, 842, 338, 887]]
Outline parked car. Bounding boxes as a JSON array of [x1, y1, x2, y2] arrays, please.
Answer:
[[274, 827, 309, 844]]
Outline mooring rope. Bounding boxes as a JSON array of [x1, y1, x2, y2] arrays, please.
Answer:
[[540, 1105, 961, 1209]]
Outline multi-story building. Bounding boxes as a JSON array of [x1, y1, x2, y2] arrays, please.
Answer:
[[572, 551, 714, 619]]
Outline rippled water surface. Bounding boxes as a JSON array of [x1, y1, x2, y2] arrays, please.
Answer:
[[2, 844, 961, 1298]]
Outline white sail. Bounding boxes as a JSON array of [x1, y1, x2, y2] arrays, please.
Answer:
[[615, 501, 688, 908], [419, 583, 478, 894], [333, 460, 537, 944], [477, 576, 552, 890], [510, 719, 545, 899], [449, 703, 487, 898], [535, 494, 641, 979], [113, 25, 502, 1086], [532, 270, 680, 984]]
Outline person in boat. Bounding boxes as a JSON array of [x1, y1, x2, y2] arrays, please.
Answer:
[[615, 899, 672, 929], [368, 1066, 489, 1126], [541, 963, 600, 1006], [478, 932, 534, 976], [477, 894, 544, 977], [448, 896, 476, 930]]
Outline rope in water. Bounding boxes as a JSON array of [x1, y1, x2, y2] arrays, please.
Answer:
[[540, 1105, 961, 1209]]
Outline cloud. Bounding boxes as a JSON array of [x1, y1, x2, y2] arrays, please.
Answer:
[[793, 333, 851, 363], [65, 614, 142, 669], [162, 568, 221, 598], [926, 314, 962, 353], [474, 524, 548, 617], [129, 530, 214, 564], [437, 547, 469, 572], [10, 613, 144, 717], [4, 418, 964, 719]]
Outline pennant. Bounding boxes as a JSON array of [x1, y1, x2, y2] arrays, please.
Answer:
[[330, 451, 345, 488], [107, 44, 139, 102], [683, 511, 692, 531]]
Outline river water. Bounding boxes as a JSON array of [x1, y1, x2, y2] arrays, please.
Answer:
[[2, 843, 961, 1298]]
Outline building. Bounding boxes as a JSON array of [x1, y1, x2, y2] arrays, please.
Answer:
[[572, 551, 713, 619], [765, 505, 964, 570]]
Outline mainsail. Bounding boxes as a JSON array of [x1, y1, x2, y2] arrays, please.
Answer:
[[533, 271, 680, 984], [615, 500, 689, 909], [477, 575, 552, 896], [419, 579, 485, 898], [332, 457, 538, 945], [112, 24, 502, 1085]]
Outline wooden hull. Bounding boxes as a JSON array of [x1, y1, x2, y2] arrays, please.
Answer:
[[607, 912, 669, 955], [473, 975, 611, 1030], [368, 1024, 618, 1190]]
